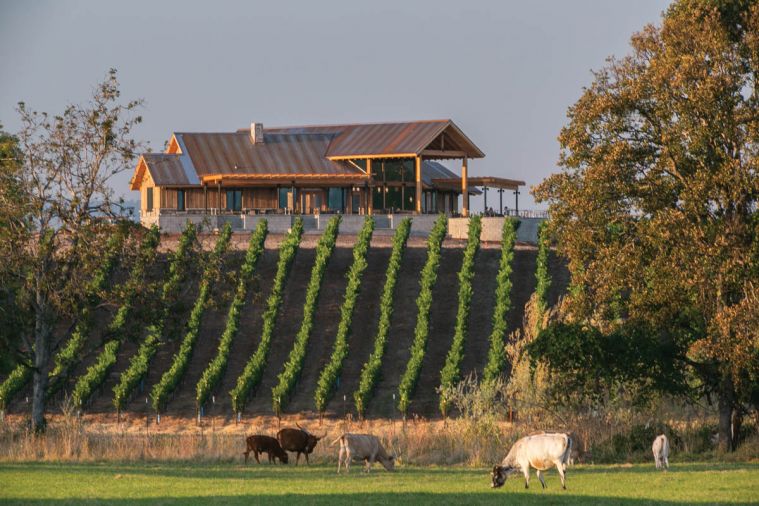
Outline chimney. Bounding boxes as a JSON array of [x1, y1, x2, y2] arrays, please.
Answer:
[[251, 122, 264, 144]]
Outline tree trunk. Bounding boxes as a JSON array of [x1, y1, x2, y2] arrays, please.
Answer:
[[731, 409, 743, 450], [717, 381, 735, 452], [31, 297, 53, 433]]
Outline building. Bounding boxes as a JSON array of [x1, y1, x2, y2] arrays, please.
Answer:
[[129, 119, 524, 231]]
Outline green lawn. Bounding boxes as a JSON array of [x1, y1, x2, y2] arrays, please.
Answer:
[[0, 461, 757, 505]]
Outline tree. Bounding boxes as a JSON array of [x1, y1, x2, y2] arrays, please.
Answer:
[[0, 125, 31, 375], [4, 70, 143, 430], [533, 1, 759, 451]]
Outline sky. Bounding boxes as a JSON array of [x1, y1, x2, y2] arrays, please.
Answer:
[[0, 0, 671, 212]]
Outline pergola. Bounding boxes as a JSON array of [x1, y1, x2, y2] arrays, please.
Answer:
[[432, 176, 526, 214]]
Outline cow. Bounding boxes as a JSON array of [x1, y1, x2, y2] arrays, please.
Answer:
[[652, 434, 669, 470], [491, 432, 573, 490], [243, 435, 289, 464], [276, 423, 326, 465], [332, 433, 395, 473]]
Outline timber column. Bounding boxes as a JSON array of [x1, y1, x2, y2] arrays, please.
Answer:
[[462, 156, 469, 217], [367, 159, 373, 215], [415, 156, 422, 214]]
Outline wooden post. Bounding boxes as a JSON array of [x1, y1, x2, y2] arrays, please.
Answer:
[[217, 183, 222, 214], [462, 156, 469, 217], [204, 184, 208, 214], [415, 156, 422, 214], [367, 159, 373, 215]]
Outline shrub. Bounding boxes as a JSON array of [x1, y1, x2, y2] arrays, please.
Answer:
[[195, 220, 271, 412], [313, 216, 374, 413], [146, 226, 235, 413], [0, 365, 32, 411], [69, 226, 161, 409], [271, 216, 342, 413], [112, 222, 201, 412], [353, 218, 411, 416], [226, 218, 303, 414], [482, 218, 517, 383], [534, 220, 551, 334], [439, 215, 481, 415], [397, 214, 447, 414]]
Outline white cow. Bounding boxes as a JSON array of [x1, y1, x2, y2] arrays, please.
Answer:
[[652, 434, 669, 470], [491, 432, 573, 490], [332, 433, 395, 473]]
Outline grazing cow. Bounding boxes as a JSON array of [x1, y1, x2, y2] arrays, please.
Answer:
[[491, 432, 573, 490], [276, 423, 326, 465], [332, 433, 395, 473], [652, 434, 669, 470], [243, 435, 289, 464]]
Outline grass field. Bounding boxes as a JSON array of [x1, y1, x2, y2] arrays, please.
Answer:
[[1, 461, 757, 505]]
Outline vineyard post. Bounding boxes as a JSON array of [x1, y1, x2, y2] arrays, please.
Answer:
[[392, 393, 396, 435]]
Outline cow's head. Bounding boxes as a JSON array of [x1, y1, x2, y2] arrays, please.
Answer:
[[296, 423, 326, 454], [380, 454, 396, 471], [491, 465, 515, 488], [277, 450, 289, 464]]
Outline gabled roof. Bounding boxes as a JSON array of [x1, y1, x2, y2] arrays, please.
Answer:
[[130, 153, 195, 190], [264, 119, 485, 159], [131, 119, 487, 189], [176, 132, 360, 177]]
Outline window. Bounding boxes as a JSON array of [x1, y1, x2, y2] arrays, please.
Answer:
[[177, 190, 185, 211], [226, 190, 242, 212], [328, 188, 345, 212], [146, 187, 154, 212]]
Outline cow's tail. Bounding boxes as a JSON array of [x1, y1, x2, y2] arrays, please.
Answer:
[[562, 434, 573, 469]]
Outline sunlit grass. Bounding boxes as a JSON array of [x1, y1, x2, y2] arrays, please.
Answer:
[[0, 461, 757, 505]]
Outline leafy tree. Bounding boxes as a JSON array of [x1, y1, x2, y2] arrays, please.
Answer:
[[0, 125, 30, 375], [2, 70, 143, 430], [533, 1, 759, 451]]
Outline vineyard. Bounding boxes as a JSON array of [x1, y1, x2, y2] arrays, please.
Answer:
[[0, 218, 567, 420]]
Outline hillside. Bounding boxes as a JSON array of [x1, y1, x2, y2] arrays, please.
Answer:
[[5, 229, 568, 420]]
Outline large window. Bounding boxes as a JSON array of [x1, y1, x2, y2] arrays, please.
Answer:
[[328, 188, 345, 212], [146, 187, 154, 212], [226, 190, 242, 212]]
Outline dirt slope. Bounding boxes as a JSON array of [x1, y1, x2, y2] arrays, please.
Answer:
[[406, 242, 465, 416], [240, 244, 317, 415], [459, 245, 503, 380], [365, 246, 429, 418], [323, 245, 393, 416], [283, 237, 356, 414]]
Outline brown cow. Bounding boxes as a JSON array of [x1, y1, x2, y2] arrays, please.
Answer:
[[276, 423, 326, 465], [243, 435, 289, 464]]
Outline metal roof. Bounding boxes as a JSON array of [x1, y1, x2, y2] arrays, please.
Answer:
[[432, 176, 525, 191], [177, 132, 360, 177], [132, 119, 490, 189], [423, 161, 482, 194], [130, 154, 191, 189], [264, 120, 485, 159]]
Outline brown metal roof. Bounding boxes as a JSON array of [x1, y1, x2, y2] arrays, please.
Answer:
[[432, 176, 525, 190], [178, 132, 361, 177], [131, 120, 489, 188], [423, 161, 481, 194], [264, 120, 485, 159], [130, 154, 192, 189]]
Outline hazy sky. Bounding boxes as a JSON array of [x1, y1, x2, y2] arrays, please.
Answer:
[[0, 0, 670, 211]]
